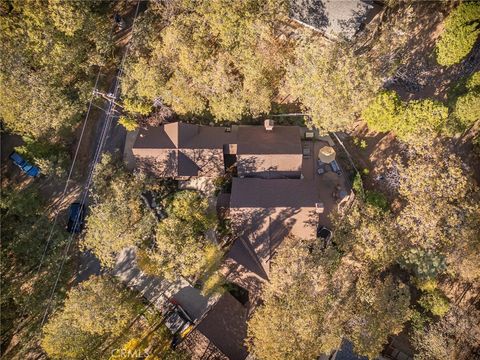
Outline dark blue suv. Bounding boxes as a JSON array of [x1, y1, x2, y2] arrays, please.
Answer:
[[67, 203, 86, 233]]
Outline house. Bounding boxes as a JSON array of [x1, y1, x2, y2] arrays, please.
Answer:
[[131, 121, 350, 360], [288, 0, 382, 40], [132, 120, 348, 291]]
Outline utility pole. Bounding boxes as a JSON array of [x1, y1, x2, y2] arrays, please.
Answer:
[[93, 89, 124, 109]]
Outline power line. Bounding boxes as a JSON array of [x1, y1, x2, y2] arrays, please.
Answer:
[[40, 0, 142, 327], [9, 69, 102, 339]]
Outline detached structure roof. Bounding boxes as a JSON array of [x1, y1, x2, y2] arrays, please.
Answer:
[[289, 0, 380, 39]]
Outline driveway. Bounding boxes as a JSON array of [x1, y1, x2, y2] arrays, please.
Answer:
[[112, 247, 218, 321]]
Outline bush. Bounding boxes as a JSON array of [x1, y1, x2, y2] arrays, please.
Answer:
[[365, 190, 389, 211], [418, 290, 450, 317], [362, 90, 401, 133], [436, 2, 480, 66], [454, 91, 480, 128], [352, 172, 365, 199]]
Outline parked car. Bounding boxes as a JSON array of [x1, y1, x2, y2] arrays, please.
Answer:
[[317, 226, 333, 249], [67, 203, 86, 233], [9, 152, 40, 177]]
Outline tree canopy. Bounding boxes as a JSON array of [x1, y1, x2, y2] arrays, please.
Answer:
[[247, 234, 411, 360], [0, 0, 112, 138], [452, 71, 480, 129], [122, 0, 290, 122], [396, 147, 480, 283], [137, 190, 221, 281], [41, 276, 140, 360], [286, 40, 379, 131], [435, 2, 480, 66], [362, 90, 451, 142], [82, 155, 156, 267]]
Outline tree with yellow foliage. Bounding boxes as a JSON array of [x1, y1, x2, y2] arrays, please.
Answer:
[[137, 191, 222, 282], [42, 276, 141, 359]]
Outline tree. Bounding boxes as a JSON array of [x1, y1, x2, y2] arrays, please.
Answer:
[[110, 326, 189, 360], [452, 71, 480, 129], [453, 91, 480, 128], [41, 276, 141, 360], [362, 90, 450, 142], [82, 155, 156, 267], [247, 235, 411, 360], [361, 90, 402, 133], [413, 306, 480, 360], [0, 0, 112, 138], [396, 147, 480, 283], [436, 2, 480, 66], [333, 202, 401, 271], [286, 40, 379, 131], [0, 183, 77, 358], [118, 116, 139, 132], [137, 191, 221, 281], [418, 290, 450, 317], [122, 0, 291, 121], [15, 137, 69, 177], [247, 237, 341, 360]]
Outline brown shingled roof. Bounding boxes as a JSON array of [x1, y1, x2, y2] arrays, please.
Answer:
[[236, 125, 302, 155], [132, 122, 304, 178], [229, 178, 318, 276]]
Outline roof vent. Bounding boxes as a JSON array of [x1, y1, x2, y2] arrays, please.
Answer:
[[264, 119, 274, 131]]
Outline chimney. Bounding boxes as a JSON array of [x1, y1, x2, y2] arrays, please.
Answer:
[[264, 119, 274, 131]]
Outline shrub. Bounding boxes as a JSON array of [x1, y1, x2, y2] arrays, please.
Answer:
[[418, 290, 450, 317], [454, 91, 480, 128], [436, 2, 480, 66], [365, 190, 389, 211], [201, 272, 226, 296], [362, 90, 402, 133], [352, 172, 365, 199]]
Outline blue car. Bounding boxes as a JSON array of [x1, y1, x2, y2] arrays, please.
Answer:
[[9, 152, 40, 177], [67, 203, 86, 233]]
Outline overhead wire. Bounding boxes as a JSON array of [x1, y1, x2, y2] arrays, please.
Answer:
[[40, 0, 142, 327]]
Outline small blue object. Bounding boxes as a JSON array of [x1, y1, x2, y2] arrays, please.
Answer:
[[330, 160, 342, 175], [9, 152, 40, 177]]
